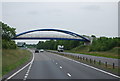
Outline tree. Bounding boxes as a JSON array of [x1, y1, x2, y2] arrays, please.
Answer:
[[89, 37, 120, 51], [1, 22, 17, 49]]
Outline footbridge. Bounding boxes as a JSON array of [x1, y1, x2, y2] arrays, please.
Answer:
[[12, 29, 90, 42]]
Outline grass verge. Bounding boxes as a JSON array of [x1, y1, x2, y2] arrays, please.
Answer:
[[65, 46, 119, 59], [2, 49, 32, 76]]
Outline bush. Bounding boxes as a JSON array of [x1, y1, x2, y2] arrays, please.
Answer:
[[89, 37, 120, 51], [2, 40, 17, 49]]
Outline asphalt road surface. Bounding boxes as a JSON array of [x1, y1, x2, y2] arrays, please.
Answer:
[[9, 50, 119, 80]]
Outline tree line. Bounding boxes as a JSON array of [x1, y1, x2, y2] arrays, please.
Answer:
[[90, 37, 120, 51], [1, 21, 119, 51], [36, 36, 120, 52], [36, 40, 84, 50], [1, 22, 17, 49]]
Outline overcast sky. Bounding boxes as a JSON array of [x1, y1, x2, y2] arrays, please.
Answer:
[[1, 1, 118, 44]]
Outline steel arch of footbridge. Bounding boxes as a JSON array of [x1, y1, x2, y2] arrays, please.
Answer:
[[12, 29, 90, 42]]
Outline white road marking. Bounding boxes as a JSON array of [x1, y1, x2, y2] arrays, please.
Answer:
[[26, 70, 29, 74], [5, 62, 31, 81], [23, 76, 27, 80], [25, 73, 28, 76], [67, 73, 71, 77], [53, 53, 120, 79], [24, 76, 27, 78], [23, 53, 34, 80], [56, 63, 58, 64], [60, 66, 62, 69], [5, 50, 35, 81]]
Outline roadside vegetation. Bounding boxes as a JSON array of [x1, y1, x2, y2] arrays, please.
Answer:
[[66, 46, 119, 59], [68, 37, 119, 59], [2, 49, 32, 75], [2, 22, 17, 49], [36, 36, 120, 59], [1, 22, 32, 76]]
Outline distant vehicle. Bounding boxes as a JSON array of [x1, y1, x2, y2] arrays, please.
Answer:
[[40, 49, 44, 52], [17, 42, 27, 49], [57, 45, 64, 52], [35, 49, 39, 53]]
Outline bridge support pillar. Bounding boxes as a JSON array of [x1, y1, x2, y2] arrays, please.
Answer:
[[84, 42, 91, 45], [84, 36, 95, 45]]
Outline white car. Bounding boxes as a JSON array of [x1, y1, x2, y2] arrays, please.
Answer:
[[40, 49, 44, 52]]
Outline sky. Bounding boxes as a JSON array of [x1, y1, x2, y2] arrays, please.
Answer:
[[1, 0, 119, 44]]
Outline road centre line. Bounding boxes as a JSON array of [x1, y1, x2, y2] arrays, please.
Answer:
[[25, 74, 28, 76], [60, 66, 62, 69], [53, 53, 120, 79], [67, 73, 71, 77], [23, 76, 27, 81], [26, 70, 30, 74], [24, 76, 27, 78]]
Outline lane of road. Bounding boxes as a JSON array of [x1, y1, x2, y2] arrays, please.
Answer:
[[10, 50, 119, 80], [48, 50, 119, 66]]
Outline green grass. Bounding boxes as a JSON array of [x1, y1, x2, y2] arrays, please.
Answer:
[[2, 49, 32, 76], [65, 46, 119, 59]]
